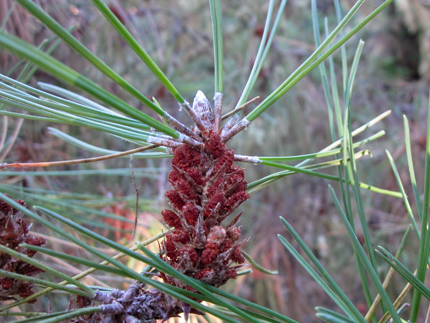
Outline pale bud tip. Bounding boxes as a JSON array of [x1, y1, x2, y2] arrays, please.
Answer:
[[195, 90, 207, 102]]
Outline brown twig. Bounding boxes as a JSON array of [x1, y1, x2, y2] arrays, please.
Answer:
[[0, 144, 158, 169], [129, 155, 140, 238], [221, 96, 259, 121]]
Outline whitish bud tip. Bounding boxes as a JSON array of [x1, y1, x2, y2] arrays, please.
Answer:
[[193, 91, 210, 110], [192, 90, 213, 128], [195, 90, 206, 101]]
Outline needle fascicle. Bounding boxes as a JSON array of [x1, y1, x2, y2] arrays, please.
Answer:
[[147, 136, 183, 148], [221, 117, 251, 142], [178, 100, 207, 135], [213, 92, 223, 132], [163, 111, 201, 141], [178, 133, 204, 148], [234, 154, 261, 164], [221, 114, 239, 138]]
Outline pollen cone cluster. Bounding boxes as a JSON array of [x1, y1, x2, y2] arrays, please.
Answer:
[[0, 195, 46, 303], [76, 91, 250, 322], [161, 131, 249, 288]]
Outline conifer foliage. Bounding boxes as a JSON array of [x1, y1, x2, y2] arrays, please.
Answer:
[[72, 91, 251, 322]]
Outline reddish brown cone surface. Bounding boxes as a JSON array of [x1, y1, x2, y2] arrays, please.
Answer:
[[0, 195, 46, 303], [161, 131, 248, 289]]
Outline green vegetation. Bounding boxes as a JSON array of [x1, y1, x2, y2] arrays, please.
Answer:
[[0, 0, 429, 322]]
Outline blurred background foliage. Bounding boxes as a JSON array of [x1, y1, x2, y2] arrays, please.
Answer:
[[1, 0, 430, 321]]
